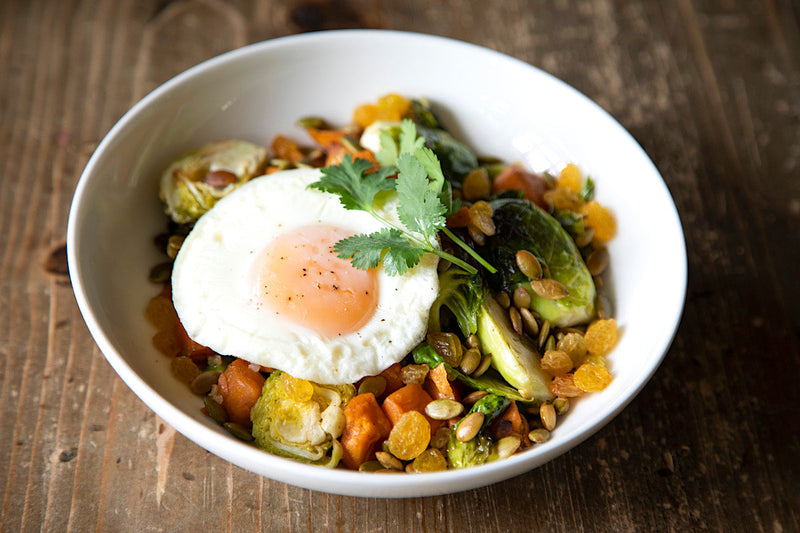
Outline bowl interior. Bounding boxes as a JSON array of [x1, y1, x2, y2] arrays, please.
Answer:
[[68, 30, 686, 497]]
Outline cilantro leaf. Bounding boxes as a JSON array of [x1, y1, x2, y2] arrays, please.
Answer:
[[399, 119, 426, 155], [395, 153, 447, 241], [333, 228, 423, 276], [309, 155, 395, 211]]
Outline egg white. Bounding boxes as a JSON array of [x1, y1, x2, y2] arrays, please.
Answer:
[[171, 167, 439, 384]]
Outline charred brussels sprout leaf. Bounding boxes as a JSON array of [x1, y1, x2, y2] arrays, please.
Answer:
[[485, 199, 596, 327]]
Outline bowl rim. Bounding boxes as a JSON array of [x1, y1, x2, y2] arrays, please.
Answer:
[[66, 28, 688, 497]]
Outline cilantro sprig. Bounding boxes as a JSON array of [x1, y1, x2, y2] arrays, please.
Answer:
[[309, 120, 496, 276]]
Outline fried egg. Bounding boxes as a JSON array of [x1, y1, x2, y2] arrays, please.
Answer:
[[171, 167, 439, 384]]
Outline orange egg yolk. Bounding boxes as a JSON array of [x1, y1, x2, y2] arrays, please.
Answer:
[[254, 224, 378, 338]]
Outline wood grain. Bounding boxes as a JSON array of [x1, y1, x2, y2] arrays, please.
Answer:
[[1, 0, 799, 531]]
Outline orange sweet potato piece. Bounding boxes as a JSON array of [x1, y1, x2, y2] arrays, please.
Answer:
[[381, 384, 443, 436], [341, 393, 392, 469], [306, 128, 346, 148], [324, 143, 377, 168], [424, 363, 460, 401], [492, 163, 549, 208], [446, 205, 470, 228], [217, 359, 266, 428]]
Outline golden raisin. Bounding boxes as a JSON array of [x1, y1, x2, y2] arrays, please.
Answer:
[[549, 373, 583, 398], [145, 293, 178, 329], [353, 103, 378, 128], [584, 354, 607, 368], [557, 163, 582, 193], [375, 93, 411, 121], [410, 448, 448, 472], [540, 350, 574, 377], [152, 329, 180, 357], [574, 363, 612, 392], [584, 318, 618, 356], [580, 200, 616, 242], [281, 373, 314, 402], [556, 332, 588, 365], [388, 411, 431, 461]]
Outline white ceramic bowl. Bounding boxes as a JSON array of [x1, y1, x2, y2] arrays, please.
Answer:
[[67, 30, 686, 498]]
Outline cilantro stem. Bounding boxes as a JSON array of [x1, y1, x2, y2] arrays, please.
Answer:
[[365, 210, 481, 275], [441, 227, 498, 274], [431, 248, 479, 275]]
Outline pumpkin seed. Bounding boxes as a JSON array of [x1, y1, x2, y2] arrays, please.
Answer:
[[462, 390, 488, 405], [375, 451, 403, 471], [465, 334, 480, 350], [530, 278, 569, 300], [496, 436, 522, 459], [540, 402, 557, 431], [203, 395, 228, 424], [520, 307, 539, 336], [148, 262, 173, 283], [459, 348, 481, 375], [269, 158, 291, 171], [595, 293, 613, 319], [513, 286, 531, 309], [425, 399, 464, 420], [544, 335, 555, 353], [223, 422, 254, 442], [553, 397, 570, 415], [473, 353, 492, 377], [509, 307, 523, 335], [166, 235, 185, 259], [538, 319, 551, 349], [189, 370, 221, 395], [528, 428, 551, 444], [515, 250, 543, 280], [358, 460, 385, 472], [575, 226, 595, 248], [456, 411, 485, 442], [358, 376, 387, 397], [496, 291, 511, 309], [296, 116, 326, 129], [340, 136, 361, 153], [586, 247, 609, 276]]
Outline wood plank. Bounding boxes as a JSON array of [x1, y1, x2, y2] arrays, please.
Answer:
[[0, 0, 798, 531]]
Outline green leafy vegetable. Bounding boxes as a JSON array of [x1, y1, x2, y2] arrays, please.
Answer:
[[333, 228, 423, 276], [307, 156, 396, 212], [485, 198, 596, 327], [412, 344, 534, 404], [309, 121, 495, 276]]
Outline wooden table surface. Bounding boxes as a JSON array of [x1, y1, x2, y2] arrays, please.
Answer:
[[2, 0, 799, 531]]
